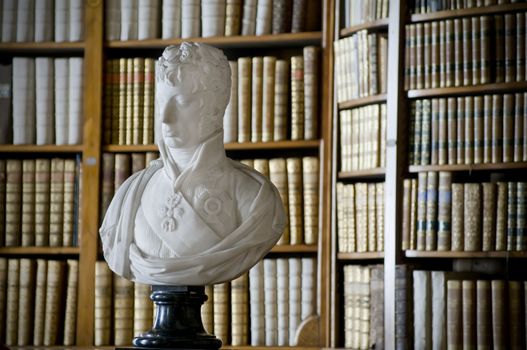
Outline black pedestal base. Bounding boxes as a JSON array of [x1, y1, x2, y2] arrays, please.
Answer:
[[128, 285, 221, 350]]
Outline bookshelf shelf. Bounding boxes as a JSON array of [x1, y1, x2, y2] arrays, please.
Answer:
[[409, 162, 527, 173], [405, 250, 527, 258], [0, 144, 84, 153], [407, 81, 527, 99], [340, 18, 390, 37], [0, 247, 81, 255], [270, 244, 318, 254], [0, 41, 85, 53], [338, 94, 387, 110], [337, 252, 384, 260], [338, 168, 386, 179], [106, 32, 322, 50], [410, 3, 527, 23]]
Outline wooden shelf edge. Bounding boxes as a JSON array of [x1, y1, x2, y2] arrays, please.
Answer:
[[338, 94, 387, 110], [409, 161, 527, 173], [270, 245, 318, 254], [0, 247, 81, 255], [338, 168, 386, 179], [103, 144, 159, 152], [410, 3, 527, 22], [405, 250, 527, 258], [106, 32, 322, 49], [337, 252, 384, 260], [0, 41, 85, 52], [407, 82, 527, 99], [0, 144, 84, 153], [222, 347, 320, 350], [340, 18, 390, 37]]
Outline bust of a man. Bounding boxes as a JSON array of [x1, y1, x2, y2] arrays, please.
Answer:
[[100, 43, 286, 285]]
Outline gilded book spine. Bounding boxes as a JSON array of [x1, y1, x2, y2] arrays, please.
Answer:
[[416, 172, 428, 251], [290, 56, 304, 140], [274, 60, 289, 141], [114, 274, 134, 346], [142, 58, 155, 145], [62, 159, 76, 246], [231, 273, 248, 346], [303, 46, 319, 140], [63, 259, 78, 345], [238, 57, 252, 143], [495, 182, 508, 251], [269, 158, 290, 244], [464, 183, 482, 251], [261, 56, 276, 142], [0, 161, 5, 246], [451, 183, 464, 251], [49, 158, 65, 247], [17, 259, 35, 345], [367, 183, 377, 252], [21, 159, 35, 246], [437, 171, 452, 251], [302, 157, 318, 245], [287, 158, 303, 245], [376, 182, 385, 251], [5, 160, 22, 246], [95, 261, 112, 346], [225, 0, 241, 36], [33, 259, 47, 345], [482, 183, 496, 251], [125, 58, 134, 145], [44, 260, 65, 346], [132, 57, 144, 145], [251, 57, 263, 143], [425, 171, 438, 251], [507, 182, 517, 251]]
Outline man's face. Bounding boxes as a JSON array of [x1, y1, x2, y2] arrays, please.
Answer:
[[157, 79, 203, 149]]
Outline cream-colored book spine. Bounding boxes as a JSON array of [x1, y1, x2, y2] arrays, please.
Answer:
[[231, 273, 248, 346], [359, 266, 371, 349], [6, 259, 20, 346], [376, 182, 385, 251], [134, 282, 153, 336], [355, 183, 368, 252], [132, 57, 145, 145], [95, 261, 112, 346], [464, 183, 481, 251], [287, 158, 304, 244], [114, 274, 134, 346], [224, 61, 238, 144], [264, 259, 278, 346], [241, 0, 257, 35], [44, 260, 65, 346], [249, 261, 264, 345], [495, 182, 507, 251], [34, 159, 50, 247], [301, 258, 316, 320], [21, 159, 35, 246], [33, 259, 47, 345], [262, 56, 276, 142], [290, 55, 305, 140], [49, 158, 65, 247], [62, 159, 76, 247], [269, 158, 290, 244], [253, 159, 270, 178], [451, 183, 464, 251], [17, 258, 35, 346], [161, 0, 181, 39], [238, 57, 252, 143], [63, 259, 78, 345], [336, 182, 347, 252], [303, 46, 319, 140], [367, 183, 377, 252], [201, 0, 226, 37], [274, 59, 289, 141], [276, 258, 289, 346], [345, 183, 357, 252], [5, 159, 22, 246], [142, 58, 155, 145], [225, 0, 241, 36], [302, 157, 319, 245], [125, 58, 134, 145], [251, 57, 264, 142], [213, 282, 230, 345], [288, 258, 302, 345], [202, 285, 214, 334], [255, 0, 272, 35]]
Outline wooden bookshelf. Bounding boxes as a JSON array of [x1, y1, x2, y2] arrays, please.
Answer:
[[106, 32, 322, 49], [340, 18, 390, 37], [0, 145, 84, 153], [337, 252, 384, 260], [407, 81, 527, 99], [270, 244, 319, 254], [0, 41, 85, 53], [409, 162, 527, 173], [405, 250, 527, 259], [338, 168, 386, 179], [0, 247, 81, 255], [410, 2, 527, 22], [337, 94, 387, 110]]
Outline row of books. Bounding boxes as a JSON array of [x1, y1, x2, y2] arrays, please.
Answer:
[[95, 257, 317, 346], [334, 31, 388, 102], [405, 14, 527, 90], [409, 94, 527, 167], [412, 270, 527, 349], [105, 0, 320, 41], [342, 265, 384, 349], [1, 0, 84, 43], [103, 58, 155, 146], [402, 173, 527, 252], [0, 258, 78, 346], [341, 0, 389, 28], [410, 0, 523, 14], [339, 104, 386, 172], [0, 58, 84, 145], [0, 158, 80, 248], [336, 182, 385, 253]]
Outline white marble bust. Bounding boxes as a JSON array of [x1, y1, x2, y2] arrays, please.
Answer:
[[100, 43, 286, 285]]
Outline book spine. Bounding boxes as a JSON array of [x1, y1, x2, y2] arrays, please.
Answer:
[[447, 280, 462, 349], [514, 93, 525, 161], [44, 260, 65, 345], [416, 172, 428, 250], [21, 159, 35, 246], [367, 183, 377, 252], [13, 58, 35, 145], [287, 158, 304, 245], [62, 159, 76, 246], [504, 14, 516, 82], [376, 182, 385, 251], [491, 280, 505, 348], [491, 94, 503, 163], [480, 16, 491, 83], [17, 258, 35, 345], [5, 159, 22, 246], [251, 57, 263, 142], [35, 57, 54, 145], [425, 171, 438, 251], [464, 183, 482, 251], [261, 57, 275, 142], [68, 57, 84, 145], [291, 55, 305, 140], [494, 15, 505, 82], [276, 258, 289, 346], [274, 59, 289, 141], [402, 179, 412, 250], [241, 0, 257, 35], [462, 17, 473, 86], [473, 95, 484, 164], [413, 270, 432, 350], [95, 261, 112, 346], [33, 259, 47, 345], [462, 280, 476, 349], [54, 0, 69, 42], [508, 281, 525, 349], [495, 182, 508, 251], [507, 182, 518, 251], [6, 259, 20, 345], [463, 96, 474, 164], [304, 46, 319, 140], [447, 97, 457, 165], [114, 274, 134, 346], [471, 16, 481, 85], [483, 94, 493, 163], [213, 282, 230, 344], [272, 0, 292, 34], [517, 182, 527, 251], [302, 157, 319, 245], [264, 259, 278, 345], [288, 258, 301, 345], [63, 259, 78, 345], [438, 98, 448, 164], [451, 183, 464, 251], [291, 0, 306, 33], [437, 171, 452, 251], [482, 182, 496, 251], [224, 61, 239, 143], [0, 161, 5, 247], [255, 0, 272, 35], [142, 58, 155, 145], [431, 271, 446, 350], [476, 280, 492, 348], [49, 159, 65, 247], [230, 273, 248, 346], [35, 159, 51, 246], [238, 57, 252, 143], [225, 0, 241, 36], [161, 0, 181, 39], [249, 261, 264, 345]]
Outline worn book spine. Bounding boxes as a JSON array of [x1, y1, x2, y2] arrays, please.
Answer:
[[95, 261, 112, 346], [508, 281, 524, 349], [395, 265, 411, 350], [504, 14, 515, 82], [304, 46, 319, 140], [274, 59, 289, 141], [355, 183, 368, 252], [507, 182, 518, 251], [118, 58, 127, 145], [33, 259, 47, 345], [251, 57, 263, 142], [425, 171, 438, 251], [416, 172, 428, 250], [410, 179, 418, 250], [231, 273, 248, 346], [49, 159, 65, 247], [421, 99, 432, 165], [62, 159, 76, 246], [68, 58, 84, 145], [301, 257, 316, 321], [302, 157, 318, 245], [413, 270, 432, 350], [213, 282, 230, 345], [451, 183, 464, 251], [161, 0, 181, 39], [133, 283, 152, 337], [482, 182, 496, 251], [517, 182, 527, 251], [464, 183, 482, 251], [502, 94, 514, 163], [416, 23, 424, 88], [514, 93, 525, 161], [114, 274, 134, 346], [224, 61, 239, 143], [447, 280, 462, 350], [35, 57, 54, 145], [287, 158, 303, 245], [483, 94, 493, 163], [269, 158, 290, 244], [453, 19, 462, 86], [272, 0, 292, 34], [447, 97, 457, 165], [336, 183, 346, 252], [431, 99, 439, 165], [462, 280, 476, 349], [288, 258, 302, 345], [63, 259, 78, 345], [473, 95, 484, 163], [260, 56, 276, 142], [346, 183, 356, 252], [491, 280, 505, 349], [495, 182, 508, 251], [44, 260, 65, 346], [438, 98, 448, 164], [492, 94, 504, 163], [291, 56, 305, 140], [241, 0, 257, 35], [431, 271, 446, 350], [17, 258, 35, 346], [437, 171, 452, 251], [131, 58, 144, 145], [238, 57, 252, 143], [142, 58, 155, 145], [255, 0, 272, 35], [263, 259, 278, 346], [480, 16, 491, 83], [291, 0, 306, 33], [225, 0, 241, 36], [471, 16, 481, 85], [370, 265, 384, 349], [463, 97, 473, 164], [34, 159, 50, 246], [115, 154, 131, 191], [0, 162, 4, 245], [20, 159, 35, 246], [125, 58, 134, 145], [367, 183, 377, 252], [358, 266, 371, 349], [5, 159, 22, 246], [476, 280, 492, 349], [6, 259, 20, 345], [402, 179, 412, 250], [13, 57, 35, 145], [276, 258, 289, 346], [249, 261, 264, 345], [462, 17, 473, 86], [376, 182, 385, 251]]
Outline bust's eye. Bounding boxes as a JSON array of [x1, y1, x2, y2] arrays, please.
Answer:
[[176, 95, 189, 107]]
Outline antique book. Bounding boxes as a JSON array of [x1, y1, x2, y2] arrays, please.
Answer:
[[508, 281, 524, 348], [302, 157, 318, 245], [276, 258, 289, 346], [274, 59, 289, 141], [503, 94, 514, 163], [517, 182, 527, 251], [464, 183, 482, 251], [482, 95, 493, 163], [491, 280, 505, 348], [495, 182, 508, 251], [287, 158, 303, 244], [395, 265, 411, 350], [507, 182, 518, 251], [431, 271, 446, 350], [69, 0, 84, 41], [264, 259, 278, 345], [291, 55, 305, 140], [225, 0, 241, 36], [63, 259, 78, 345], [105, 0, 121, 40], [249, 261, 264, 345], [0, 253, 5, 342], [161, 0, 181, 39], [514, 93, 525, 162], [17, 258, 35, 345], [288, 258, 302, 345], [343, 265, 356, 348], [133, 283, 152, 336], [35, 159, 51, 246], [0, 63, 13, 144], [481, 183, 496, 251], [54, 58, 69, 145], [44, 260, 65, 345], [421, 99, 432, 165], [473, 95, 484, 164], [251, 57, 264, 142], [12, 58, 35, 144], [142, 58, 155, 145], [446, 280, 462, 349], [358, 266, 371, 349], [115, 154, 131, 190], [402, 179, 412, 250], [425, 171, 438, 251], [301, 257, 316, 321], [95, 261, 112, 346], [269, 158, 290, 244], [367, 183, 377, 252], [413, 100, 423, 165], [410, 179, 418, 250], [114, 274, 134, 346], [6, 259, 20, 345], [137, 0, 159, 40], [370, 265, 384, 350], [413, 270, 432, 350], [241, 0, 257, 35], [437, 171, 452, 251], [462, 18, 473, 86], [131, 58, 144, 145], [516, 13, 526, 82], [224, 61, 239, 143], [377, 182, 386, 250], [480, 16, 491, 83], [416, 172, 428, 250], [120, 0, 138, 40], [476, 280, 492, 349], [253, 159, 270, 177], [255, 0, 272, 35], [304, 46, 319, 140], [20, 159, 35, 246], [462, 280, 476, 349], [35, 57, 54, 145], [117, 58, 127, 145], [231, 273, 248, 346], [491, 94, 503, 163], [32, 259, 48, 346], [458, 97, 468, 165], [213, 283, 230, 345], [101, 153, 115, 219], [438, 98, 448, 164], [355, 183, 368, 252], [62, 159, 76, 246], [49, 159, 65, 247], [451, 183, 464, 251], [0, 162, 5, 245], [447, 97, 457, 165], [261, 56, 276, 142], [272, 0, 292, 34], [504, 14, 515, 82], [1, 0, 16, 42], [202, 285, 213, 334], [5, 159, 22, 246], [291, 0, 306, 32], [238, 57, 252, 143], [125, 59, 134, 145], [54, 0, 69, 42], [15, 0, 33, 42], [202, 0, 226, 37]]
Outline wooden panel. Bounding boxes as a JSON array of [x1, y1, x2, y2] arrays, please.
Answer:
[[338, 94, 387, 110], [0, 247, 80, 255], [106, 32, 322, 49], [407, 82, 527, 99], [0, 41, 84, 53], [405, 250, 527, 258], [338, 168, 386, 179], [270, 244, 318, 254], [0, 145, 84, 153], [409, 162, 527, 173], [340, 18, 390, 37], [337, 252, 384, 260], [411, 3, 527, 22]]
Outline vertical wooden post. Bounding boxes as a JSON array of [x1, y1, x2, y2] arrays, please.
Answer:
[[76, 0, 103, 345]]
